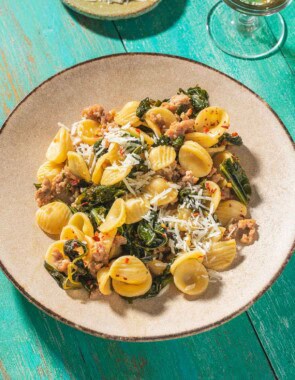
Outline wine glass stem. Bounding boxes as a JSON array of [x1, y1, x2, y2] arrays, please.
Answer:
[[236, 14, 260, 33]]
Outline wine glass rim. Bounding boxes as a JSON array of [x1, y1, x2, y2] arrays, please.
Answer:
[[223, 0, 293, 16]]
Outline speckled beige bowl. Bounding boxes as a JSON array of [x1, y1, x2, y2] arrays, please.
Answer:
[[0, 54, 294, 341], [62, 0, 161, 20]]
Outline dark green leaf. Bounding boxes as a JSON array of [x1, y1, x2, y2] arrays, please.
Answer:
[[154, 135, 185, 152], [176, 103, 190, 116], [220, 157, 251, 205], [137, 214, 168, 250], [179, 85, 209, 116], [89, 207, 107, 228], [136, 97, 162, 120], [219, 133, 243, 146], [44, 262, 70, 289], [74, 185, 127, 212], [63, 240, 97, 293], [34, 183, 41, 190], [93, 138, 108, 158]]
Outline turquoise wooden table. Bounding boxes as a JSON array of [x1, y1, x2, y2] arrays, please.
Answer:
[[0, 0, 294, 378]]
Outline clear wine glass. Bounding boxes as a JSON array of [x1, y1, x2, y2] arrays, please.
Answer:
[[207, 0, 293, 59]]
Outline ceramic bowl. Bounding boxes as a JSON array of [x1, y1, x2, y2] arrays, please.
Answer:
[[62, 0, 162, 20], [0, 54, 294, 341]]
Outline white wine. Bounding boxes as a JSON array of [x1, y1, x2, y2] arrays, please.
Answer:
[[224, 0, 291, 14]]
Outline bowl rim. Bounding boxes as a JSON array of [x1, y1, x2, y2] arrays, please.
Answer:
[[0, 52, 294, 342], [61, 0, 162, 20]]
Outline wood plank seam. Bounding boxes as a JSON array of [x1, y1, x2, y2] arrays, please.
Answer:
[[246, 312, 278, 379]]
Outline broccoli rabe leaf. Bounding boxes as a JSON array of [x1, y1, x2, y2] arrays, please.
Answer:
[[137, 213, 168, 250], [74, 185, 127, 212], [44, 262, 71, 290], [89, 206, 107, 228], [142, 271, 172, 299], [219, 133, 243, 146], [64, 240, 97, 293], [93, 138, 108, 158], [220, 157, 251, 205], [154, 135, 185, 152], [136, 98, 162, 120], [178, 85, 209, 116]]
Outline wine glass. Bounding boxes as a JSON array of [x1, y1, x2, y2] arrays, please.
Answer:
[[207, 0, 293, 59]]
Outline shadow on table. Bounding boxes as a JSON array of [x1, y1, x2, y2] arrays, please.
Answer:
[[14, 288, 194, 379], [64, 0, 188, 40]]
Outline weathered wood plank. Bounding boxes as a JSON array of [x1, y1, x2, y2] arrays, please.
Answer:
[[0, 272, 275, 379], [0, 0, 124, 124], [248, 256, 295, 379]]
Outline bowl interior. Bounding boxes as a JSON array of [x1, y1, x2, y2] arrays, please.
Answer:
[[0, 54, 294, 341]]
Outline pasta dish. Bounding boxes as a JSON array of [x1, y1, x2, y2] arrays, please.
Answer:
[[34, 85, 257, 299]]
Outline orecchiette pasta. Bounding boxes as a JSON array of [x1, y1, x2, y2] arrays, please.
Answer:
[[147, 260, 167, 276], [195, 107, 230, 138], [109, 256, 150, 285], [100, 229, 117, 255], [144, 177, 178, 206], [215, 200, 247, 226], [35, 84, 256, 301], [112, 271, 152, 297], [77, 119, 101, 145], [145, 107, 176, 137], [211, 227, 226, 242], [173, 259, 209, 296], [67, 151, 91, 182], [170, 251, 205, 275], [185, 132, 219, 148], [68, 212, 94, 237], [204, 181, 221, 212], [179, 141, 213, 177], [91, 153, 110, 185], [114, 101, 141, 127], [125, 196, 150, 224], [45, 240, 66, 268], [204, 240, 237, 271], [97, 267, 112, 296], [60, 225, 85, 241], [100, 165, 132, 186], [37, 161, 63, 183], [99, 198, 126, 233], [206, 145, 226, 156], [36, 202, 71, 235], [46, 127, 73, 164], [148, 145, 176, 171], [213, 150, 233, 168]]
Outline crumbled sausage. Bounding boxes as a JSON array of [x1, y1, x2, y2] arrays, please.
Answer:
[[35, 168, 80, 207], [165, 119, 195, 139], [51, 249, 70, 274], [221, 187, 232, 200], [238, 219, 257, 244], [82, 104, 115, 125], [178, 170, 198, 186], [224, 219, 257, 244], [158, 162, 186, 182], [35, 178, 54, 207], [87, 237, 110, 277], [162, 94, 191, 113], [82, 104, 105, 123], [150, 113, 166, 129]]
